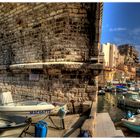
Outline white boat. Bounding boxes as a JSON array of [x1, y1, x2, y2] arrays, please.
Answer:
[[117, 91, 140, 109], [0, 114, 29, 137], [0, 114, 27, 130], [0, 92, 55, 116], [129, 87, 135, 91]]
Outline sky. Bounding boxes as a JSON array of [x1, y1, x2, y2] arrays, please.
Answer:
[[101, 3, 140, 51]]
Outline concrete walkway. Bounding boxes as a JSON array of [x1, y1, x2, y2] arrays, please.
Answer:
[[94, 113, 124, 137], [1, 114, 87, 137]]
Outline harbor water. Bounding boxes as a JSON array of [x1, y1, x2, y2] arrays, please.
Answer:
[[97, 92, 140, 137]]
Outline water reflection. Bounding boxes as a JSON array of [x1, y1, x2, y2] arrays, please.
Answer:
[[97, 92, 125, 122]]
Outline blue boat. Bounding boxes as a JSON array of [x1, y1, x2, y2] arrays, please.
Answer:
[[116, 85, 128, 93], [121, 114, 140, 133]]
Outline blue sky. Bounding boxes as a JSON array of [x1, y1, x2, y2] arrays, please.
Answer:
[[101, 3, 140, 51]]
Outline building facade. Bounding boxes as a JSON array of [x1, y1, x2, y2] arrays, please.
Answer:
[[116, 44, 138, 82], [101, 43, 138, 83], [102, 43, 119, 68], [101, 43, 118, 82]]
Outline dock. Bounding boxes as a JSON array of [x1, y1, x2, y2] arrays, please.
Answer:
[[1, 113, 125, 138], [0, 100, 124, 138], [94, 113, 124, 137], [1, 114, 87, 137], [81, 101, 124, 137]]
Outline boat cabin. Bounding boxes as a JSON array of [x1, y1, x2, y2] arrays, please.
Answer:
[[124, 91, 140, 101]]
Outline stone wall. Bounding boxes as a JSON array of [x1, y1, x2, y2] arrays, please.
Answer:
[[0, 69, 98, 112], [0, 3, 100, 64], [0, 3, 102, 111]]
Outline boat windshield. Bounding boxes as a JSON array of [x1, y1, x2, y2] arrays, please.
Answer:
[[131, 94, 140, 100], [126, 93, 140, 100]]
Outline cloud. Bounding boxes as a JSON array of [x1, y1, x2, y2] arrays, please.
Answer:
[[113, 37, 123, 44], [114, 37, 129, 45], [127, 28, 140, 45], [109, 27, 127, 32], [110, 27, 140, 46], [102, 26, 140, 52], [135, 45, 140, 51], [129, 28, 140, 35], [113, 36, 140, 53]]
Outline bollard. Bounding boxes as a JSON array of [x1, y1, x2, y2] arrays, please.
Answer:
[[70, 100, 75, 114], [35, 120, 48, 137], [58, 107, 66, 129]]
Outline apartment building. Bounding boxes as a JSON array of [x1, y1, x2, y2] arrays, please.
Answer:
[[101, 43, 118, 82]]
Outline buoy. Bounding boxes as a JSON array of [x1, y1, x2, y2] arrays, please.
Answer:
[[126, 111, 134, 119]]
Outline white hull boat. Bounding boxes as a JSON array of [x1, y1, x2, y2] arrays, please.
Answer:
[[117, 91, 140, 109], [0, 114, 27, 137], [0, 114, 27, 130], [0, 101, 55, 115], [0, 92, 55, 116], [0, 91, 68, 118]]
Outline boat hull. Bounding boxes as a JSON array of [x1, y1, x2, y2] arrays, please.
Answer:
[[0, 115, 27, 137], [0, 115, 27, 130], [0, 101, 55, 116], [0, 101, 68, 119], [122, 119, 140, 133], [118, 99, 140, 109]]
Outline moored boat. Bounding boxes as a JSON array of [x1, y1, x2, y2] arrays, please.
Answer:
[[117, 91, 140, 109], [121, 114, 140, 133], [0, 114, 28, 137], [0, 114, 27, 130], [0, 92, 55, 116], [98, 89, 105, 95], [0, 91, 68, 118], [116, 85, 128, 93]]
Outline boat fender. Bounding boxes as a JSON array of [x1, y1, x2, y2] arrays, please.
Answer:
[[137, 109, 140, 114], [126, 111, 134, 119], [58, 107, 66, 119]]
